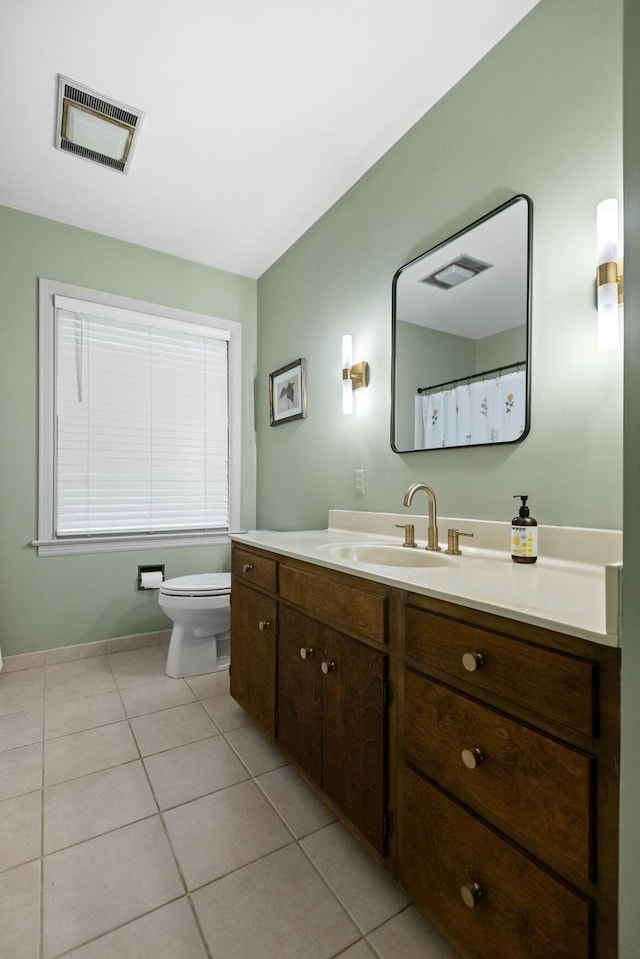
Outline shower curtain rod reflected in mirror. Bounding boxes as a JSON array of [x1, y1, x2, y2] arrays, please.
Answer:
[[416, 360, 526, 395]]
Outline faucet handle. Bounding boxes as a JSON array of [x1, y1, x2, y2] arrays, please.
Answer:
[[445, 528, 474, 555], [395, 523, 417, 548]]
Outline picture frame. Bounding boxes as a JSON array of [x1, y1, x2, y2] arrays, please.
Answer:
[[269, 357, 307, 426]]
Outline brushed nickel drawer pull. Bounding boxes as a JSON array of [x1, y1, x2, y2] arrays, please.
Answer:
[[300, 647, 314, 660], [321, 660, 336, 675], [258, 620, 271, 631], [460, 882, 483, 909], [461, 748, 484, 770], [242, 563, 254, 573], [462, 652, 484, 672]]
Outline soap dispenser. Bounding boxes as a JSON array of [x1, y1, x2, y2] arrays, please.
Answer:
[[511, 495, 538, 564]]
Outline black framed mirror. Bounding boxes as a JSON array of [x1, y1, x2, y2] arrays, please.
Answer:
[[391, 195, 532, 452]]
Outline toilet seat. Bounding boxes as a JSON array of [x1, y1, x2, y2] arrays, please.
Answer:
[[160, 573, 231, 597]]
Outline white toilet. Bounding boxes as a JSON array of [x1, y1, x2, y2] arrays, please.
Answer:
[[158, 573, 231, 678]]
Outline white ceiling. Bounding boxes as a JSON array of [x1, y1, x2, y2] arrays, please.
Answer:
[[0, 0, 540, 279]]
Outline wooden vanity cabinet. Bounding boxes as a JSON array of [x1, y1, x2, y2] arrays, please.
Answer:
[[398, 596, 620, 959], [277, 562, 391, 856], [230, 545, 392, 857], [278, 603, 388, 855], [229, 548, 278, 735]]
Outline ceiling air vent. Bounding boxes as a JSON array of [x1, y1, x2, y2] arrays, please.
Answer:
[[55, 75, 144, 174], [421, 254, 492, 290]]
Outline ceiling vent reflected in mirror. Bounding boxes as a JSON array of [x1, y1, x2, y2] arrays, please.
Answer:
[[421, 254, 492, 290], [55, 75, 144, 174]]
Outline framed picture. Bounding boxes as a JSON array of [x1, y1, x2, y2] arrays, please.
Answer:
[[269, 358, 307, 426]]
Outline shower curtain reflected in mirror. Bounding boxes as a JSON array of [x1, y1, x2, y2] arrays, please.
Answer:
[[415, 368, 526, 449]]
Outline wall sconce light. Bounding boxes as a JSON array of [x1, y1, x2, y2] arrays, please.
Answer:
[[342, 335, 370, 414], [596, 198, 623, 351]]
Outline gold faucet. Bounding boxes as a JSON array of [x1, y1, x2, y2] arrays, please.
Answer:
[[402, 483, 441, 551]]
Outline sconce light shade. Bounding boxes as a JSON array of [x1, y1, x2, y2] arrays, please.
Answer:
[[596, 198, 623, 352], [342, 335, 354, 415], [342, 334, 369, 414]]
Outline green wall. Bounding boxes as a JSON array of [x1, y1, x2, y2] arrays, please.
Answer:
[[0, 206, 257, 656], [256, 0, 623, 532], [621, 1, 640, 953]]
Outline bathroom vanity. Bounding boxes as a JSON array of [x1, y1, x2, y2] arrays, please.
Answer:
[[230, 512, 621, 959]]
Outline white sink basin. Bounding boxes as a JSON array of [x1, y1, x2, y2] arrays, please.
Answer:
[[324, 543, 457, 568]]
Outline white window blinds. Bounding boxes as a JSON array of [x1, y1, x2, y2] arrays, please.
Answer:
[[54, 295, 230, 537]]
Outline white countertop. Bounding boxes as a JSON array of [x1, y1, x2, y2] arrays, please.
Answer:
[[231, 511, 622, 648]]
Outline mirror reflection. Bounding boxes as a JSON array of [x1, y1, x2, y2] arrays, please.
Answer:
[[391, 195, 532, 452]]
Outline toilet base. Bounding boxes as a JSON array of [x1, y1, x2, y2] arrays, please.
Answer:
[[165, 628, 230, 679]]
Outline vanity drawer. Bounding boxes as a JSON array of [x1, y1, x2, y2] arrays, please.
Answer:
[[404, 606, 596, 737], [401, 768, 592, 959], [404, 671, 594, 882], [279, 563, 387, 644], [232, 546, 277, 593]]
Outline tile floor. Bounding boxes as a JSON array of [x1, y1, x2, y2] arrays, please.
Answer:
[[0, 642, 461, 959]]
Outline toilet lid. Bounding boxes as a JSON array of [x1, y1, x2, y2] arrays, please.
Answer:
[[160, 573, 231, 597]]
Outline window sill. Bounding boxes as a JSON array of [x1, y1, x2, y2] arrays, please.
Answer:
[[32, 531, 236, 557]]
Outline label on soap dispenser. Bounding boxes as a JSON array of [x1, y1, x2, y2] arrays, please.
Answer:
[[511, 525, 538, 559]]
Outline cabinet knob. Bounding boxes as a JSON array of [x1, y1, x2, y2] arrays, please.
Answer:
[[258, 620, 271, 631], [460, 882, 483, 909], [321, 660, 336, 675], [299, 647, 314, 660], [462, 652, 484, 672], [242, 563, 253, 573], [461, 748, 484, 770]]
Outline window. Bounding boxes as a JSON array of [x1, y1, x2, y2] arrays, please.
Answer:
[[36, 279, 241, 556]]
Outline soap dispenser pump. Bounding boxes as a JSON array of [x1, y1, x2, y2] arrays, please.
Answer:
[[511, 495, 538, 564]]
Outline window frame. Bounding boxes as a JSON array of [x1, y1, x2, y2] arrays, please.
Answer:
[[35, 278, 242, 557]]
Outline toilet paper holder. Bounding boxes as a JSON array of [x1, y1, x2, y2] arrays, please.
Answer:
[[137, 564, 165, 590]]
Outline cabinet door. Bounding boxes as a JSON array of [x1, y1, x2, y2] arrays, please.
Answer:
[[278, 605, 322, 785], [230, 580, 277, 735], [322, 629, 387, 855]]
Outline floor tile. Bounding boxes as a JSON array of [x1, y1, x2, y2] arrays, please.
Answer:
[[62, 899, 208, 959], [44, 657, 116, 706], [144, 735, 249, 809], [0, 668, 44, 717], [164, 779, 293, 889], [192, 843, 359, 959], [44, 690, 126, 740], [42, 816, 184, 958], [184, 670, 229, 700], [130, 701, 218, 756], [44, 761, 157, 852], [0, 790, 41, 870], [225, 723, 288, 776], [0, 860, 40, 959], [108, 645, 170, 688], [201, 691, 252, 731], [302, 822, 409, 933], [0, 742, 43, 801], [257, 764, 336, 838], [120, 677, 196, 718], [0, 706, 43, 752], [367, 906, 462, 959], [44, 720, 138, 786]]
